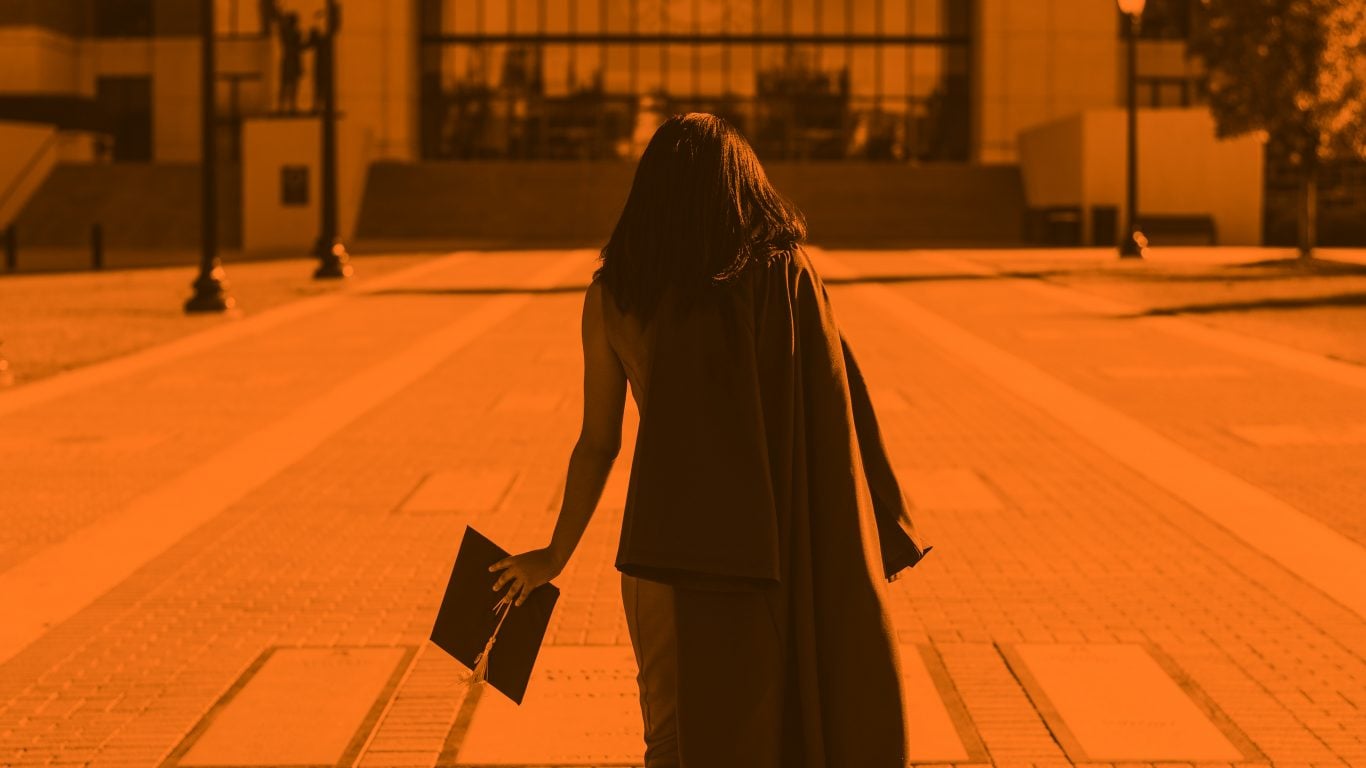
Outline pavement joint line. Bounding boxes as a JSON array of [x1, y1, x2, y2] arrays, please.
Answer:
[[0, 251, 476, 420], [814, 249, 1366, 623], [0, 250, 592, 667], [332, 645, 423, 768], [997, 642, 1258, 764], [914, 643, 991, 764], [161, 645, 417, 768], [936, 250, 1366, 394]]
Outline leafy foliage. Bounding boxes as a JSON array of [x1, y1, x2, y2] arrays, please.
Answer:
[[1189, 0, 1366, 165], [1318, 2, 1366, 158]]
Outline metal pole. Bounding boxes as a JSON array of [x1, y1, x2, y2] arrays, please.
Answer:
[[4, 225, 15, 272], [312, 0, 353, 278], [91, 222, 103, 270], [0, 341, 11, 387], [1119, 12, 1144, 258], [186, 0, 236, 312]]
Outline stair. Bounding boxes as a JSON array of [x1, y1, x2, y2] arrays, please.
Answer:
[[356, 161, 637, 247], [356, 161, 1025, 248], [13, 163, 241, 249], [769, 163, 1026, 248]]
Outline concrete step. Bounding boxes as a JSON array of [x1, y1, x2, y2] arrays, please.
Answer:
[[356, 161, 1025, 248]]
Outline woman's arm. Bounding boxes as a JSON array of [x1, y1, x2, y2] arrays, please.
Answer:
[[841, 331, 934, 579], [489, 280, 627, 605]]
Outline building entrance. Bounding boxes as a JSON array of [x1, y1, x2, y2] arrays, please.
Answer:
[[95, 76, 154, 162], [418, 0, 973, 163]]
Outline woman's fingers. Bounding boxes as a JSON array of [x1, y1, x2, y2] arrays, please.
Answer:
[[489, 559, 545, 604], [493, 567, 521, 592]]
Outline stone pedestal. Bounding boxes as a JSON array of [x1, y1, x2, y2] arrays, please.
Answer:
[[242, 116, 320, 253]]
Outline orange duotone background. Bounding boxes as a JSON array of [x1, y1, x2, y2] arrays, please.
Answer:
[[0, 0, 1364, 766]]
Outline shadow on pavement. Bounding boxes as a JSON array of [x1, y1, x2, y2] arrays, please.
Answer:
[[822, 270, 1060, 285], [366, 285, 589, 297], [364, 271, 1060, 298], [1137, 292, 1366, 316], [1105, 258, 1366, 284]]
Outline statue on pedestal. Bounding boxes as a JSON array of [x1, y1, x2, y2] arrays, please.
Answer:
[[277, 12, 304, 113], [305, 3, 341, 114], [258, 0, 279, 38]]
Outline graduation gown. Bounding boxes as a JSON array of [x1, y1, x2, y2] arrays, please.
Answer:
[[614, 247, 934, 767]]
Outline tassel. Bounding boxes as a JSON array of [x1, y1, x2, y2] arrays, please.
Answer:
[[466, 591, 516, 686]]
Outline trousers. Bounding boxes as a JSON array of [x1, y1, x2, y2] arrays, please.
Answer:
[[620, 572, 786, 768]]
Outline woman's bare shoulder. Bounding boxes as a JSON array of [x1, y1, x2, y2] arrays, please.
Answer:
[[586, 276, 618, 320], [586, 276, 635, 339], [582, 275, 608, 324]]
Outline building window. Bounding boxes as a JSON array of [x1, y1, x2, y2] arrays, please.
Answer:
[[94, 0, 154, 37], [418, 0, 974, 163], [1135, 75, 1205, 109], [281, 166, 310, 205]]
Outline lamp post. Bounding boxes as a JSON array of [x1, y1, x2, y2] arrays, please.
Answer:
[[1117, 0, 1147, 259], [311, 0, 353, 279], [186, 0, 236, 312]]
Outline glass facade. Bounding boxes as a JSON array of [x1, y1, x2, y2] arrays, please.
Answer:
[[418, 0, 973, 162]]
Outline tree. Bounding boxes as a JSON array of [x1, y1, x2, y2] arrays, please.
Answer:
[[1319, 3, 1366, 158], [1188, 0, 1366, 257]]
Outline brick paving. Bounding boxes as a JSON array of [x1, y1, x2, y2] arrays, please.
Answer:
[[836, 249, 1366, 551], [0, 248, 1363, 767], [0, 252, 432, 388]]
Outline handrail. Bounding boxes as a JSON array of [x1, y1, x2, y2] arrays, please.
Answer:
[[0, 130, 61, 228]]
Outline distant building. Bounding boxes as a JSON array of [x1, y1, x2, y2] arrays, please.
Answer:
[[0, 0, 1286, 255]]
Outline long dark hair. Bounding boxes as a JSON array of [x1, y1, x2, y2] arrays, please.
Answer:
[[595, 113, 807, 321]]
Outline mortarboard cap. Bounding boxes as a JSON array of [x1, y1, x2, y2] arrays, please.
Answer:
[[429, 526, 559, 705]]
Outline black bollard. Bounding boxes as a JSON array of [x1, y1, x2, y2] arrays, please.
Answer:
[[4, 225, 15, 273], [91, 222, 104, 270]]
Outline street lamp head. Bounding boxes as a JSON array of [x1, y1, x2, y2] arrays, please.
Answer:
[[1117, 0, 1147, 16]]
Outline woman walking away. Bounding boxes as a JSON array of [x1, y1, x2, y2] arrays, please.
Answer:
[[489, 112, 934, 767]]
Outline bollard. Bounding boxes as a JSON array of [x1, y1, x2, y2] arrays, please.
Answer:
[[91, 222, 104, 270], [0, 341, 12, 387], [3, 225, 14, 273]]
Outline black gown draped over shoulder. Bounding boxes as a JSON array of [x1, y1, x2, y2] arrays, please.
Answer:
[[614, 246, 934, 767]]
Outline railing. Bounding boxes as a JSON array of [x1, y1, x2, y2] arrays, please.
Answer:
[[0, 130, 60, 231]]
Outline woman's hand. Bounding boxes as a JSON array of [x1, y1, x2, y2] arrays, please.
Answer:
[[488, 547, 565, 607]]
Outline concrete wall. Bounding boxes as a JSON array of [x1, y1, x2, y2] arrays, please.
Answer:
[[78, 38, 204, 162], [1016, 113, 1083, 207], [0, 121, 57, 228], [0, 25, 82, 92], [1018, 108, 1266, 245], [328, 0, 419, 239], [335, 1, 419, 162], [975, 0, 1120, 163], [148, 39, 202, 162]]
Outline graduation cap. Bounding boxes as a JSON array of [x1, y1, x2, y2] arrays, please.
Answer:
[[429, 526, 559, 705]]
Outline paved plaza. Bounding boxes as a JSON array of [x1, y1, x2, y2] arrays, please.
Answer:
[[1, 248, 1364, 768]]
